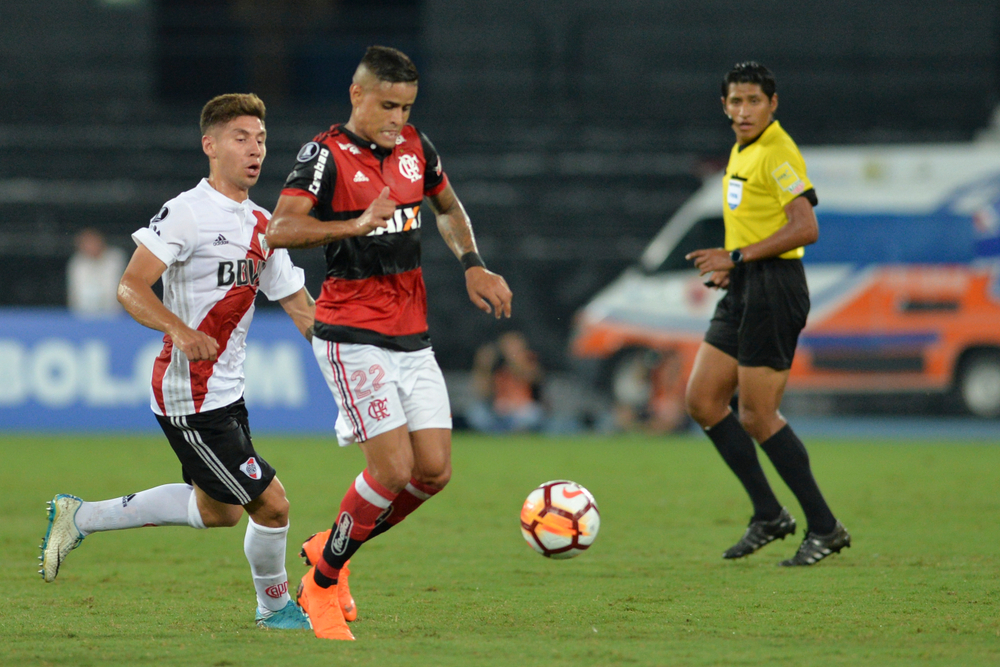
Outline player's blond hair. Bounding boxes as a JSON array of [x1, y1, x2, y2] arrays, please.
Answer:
[[200, 93, 266, 135]]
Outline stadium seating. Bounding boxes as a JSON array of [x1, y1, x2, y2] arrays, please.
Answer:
[[1, 0, 997, 371]]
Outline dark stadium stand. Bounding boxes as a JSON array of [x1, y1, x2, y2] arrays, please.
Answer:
[[1, 0, 997, 370]]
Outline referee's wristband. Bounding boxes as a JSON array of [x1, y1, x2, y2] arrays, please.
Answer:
[[460, 251, 486, 271]]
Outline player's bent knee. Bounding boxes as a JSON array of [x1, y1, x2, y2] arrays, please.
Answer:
[[271, 496, 291, 523], [255, 496, 290, 527], [202, 508, 243, 528], [390, 473, 414, 494], [685, 389, 721, 428], [243, 483, 290, 527], [418, 465, 451, 491], [371, 466, 412, 494], [738, 410, 769, 443], [684, 391, 704, 423]]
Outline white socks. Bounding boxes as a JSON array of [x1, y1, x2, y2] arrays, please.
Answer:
[[244, 518, 291, 613], [73, 484, 291, 614], [187, 489, 206, 529], [74, 484, 201, 535]]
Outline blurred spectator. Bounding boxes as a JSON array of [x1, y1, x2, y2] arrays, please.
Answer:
[[67, 228, 127, 316], [613, 349, 690, 434], [466, 331, 546, 433]]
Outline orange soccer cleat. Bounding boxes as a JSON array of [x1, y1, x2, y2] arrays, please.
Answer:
[[297, 566, 354, 641], [338, 560, 357, 622], [300, 530, 330, 567], [301, 530, 357, 622]]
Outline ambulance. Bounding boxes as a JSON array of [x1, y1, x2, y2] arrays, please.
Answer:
[[572, 143, 1000, 417]]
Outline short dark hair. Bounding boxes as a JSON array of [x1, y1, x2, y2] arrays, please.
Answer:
[[359, 45, 419, 84], [200, 93, 266, 135], [721, 62, 776, 99]]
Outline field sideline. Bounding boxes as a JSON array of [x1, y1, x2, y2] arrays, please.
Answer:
[[2, 433, 998, 666]]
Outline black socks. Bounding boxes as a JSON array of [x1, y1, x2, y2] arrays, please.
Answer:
[[760, 424, 837, 535], [705, 412, 783, 521], [314, 533, 367, 589]]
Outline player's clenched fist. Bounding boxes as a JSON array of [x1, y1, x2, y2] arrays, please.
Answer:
[[169, 325, 220, 362], [354, 186, 395, 236]]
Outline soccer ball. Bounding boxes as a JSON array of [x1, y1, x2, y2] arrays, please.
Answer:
[[520, 480, 600, 559]]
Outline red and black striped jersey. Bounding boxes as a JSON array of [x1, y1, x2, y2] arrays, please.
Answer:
[[281, 124, 448, 351]]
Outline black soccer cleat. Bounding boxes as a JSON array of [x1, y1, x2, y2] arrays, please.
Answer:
[[723, 507, 797, 559], [779, 521, 851, 566]]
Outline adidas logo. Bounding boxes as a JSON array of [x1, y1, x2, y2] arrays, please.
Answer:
[[213, 234, 229, 246], [353, 171, 370, 183]]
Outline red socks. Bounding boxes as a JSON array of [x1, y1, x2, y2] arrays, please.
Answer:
[[315, 469, 397, 586]]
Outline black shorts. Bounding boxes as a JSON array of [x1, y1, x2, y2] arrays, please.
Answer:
[[156, 397, 276, 506], [703, 258, 810, 370]]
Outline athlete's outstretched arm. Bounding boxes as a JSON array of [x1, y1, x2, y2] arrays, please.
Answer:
[[117, 245, 219, 361], [278, 287, 316, 341], [429, 183, 512, 319], [266, 188, 394, 250]]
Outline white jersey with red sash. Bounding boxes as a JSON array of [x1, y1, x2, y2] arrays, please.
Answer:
[[132, 179, 305, 416]]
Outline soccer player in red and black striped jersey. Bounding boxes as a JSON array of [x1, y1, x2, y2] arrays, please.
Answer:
[[266, 46, 513, 640]]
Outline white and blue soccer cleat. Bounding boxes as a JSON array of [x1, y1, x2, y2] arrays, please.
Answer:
[[39, 494, 85, 583], [255, 600, 312, 630]]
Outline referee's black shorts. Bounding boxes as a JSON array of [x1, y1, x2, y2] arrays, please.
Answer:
[[704, 258, 809, 371], [155, 397, 276, 506]]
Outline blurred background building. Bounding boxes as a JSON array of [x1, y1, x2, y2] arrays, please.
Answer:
[[1, 0, 998, 427]]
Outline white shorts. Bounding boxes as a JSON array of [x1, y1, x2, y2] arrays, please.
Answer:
[[312, 339, 453, 446]]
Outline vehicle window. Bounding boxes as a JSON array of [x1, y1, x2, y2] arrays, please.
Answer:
[[652, 217, 725, 273]]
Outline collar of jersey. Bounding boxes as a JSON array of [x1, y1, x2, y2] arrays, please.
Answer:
[[197, 178, 253, 212], [337, 124, 394, 160], [737, 120, 779, 153]]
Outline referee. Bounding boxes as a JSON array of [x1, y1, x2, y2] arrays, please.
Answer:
[[685, 62, 850, 566]]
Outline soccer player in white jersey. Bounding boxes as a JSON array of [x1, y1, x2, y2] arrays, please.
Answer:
[[39, 94, 316, 630]]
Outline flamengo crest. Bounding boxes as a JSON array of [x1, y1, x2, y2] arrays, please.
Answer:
[[398, 154, 422, 183], [368, 398, 391, 420]]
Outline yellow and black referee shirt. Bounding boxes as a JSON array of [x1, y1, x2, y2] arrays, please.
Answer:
[[722, 121, 816, 259]]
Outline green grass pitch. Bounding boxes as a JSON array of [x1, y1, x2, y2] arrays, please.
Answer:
[[2, 432, 998, 666]]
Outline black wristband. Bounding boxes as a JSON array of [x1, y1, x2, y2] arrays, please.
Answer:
[[460, 251, 486, 271]]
